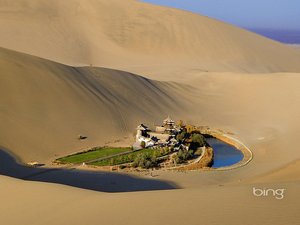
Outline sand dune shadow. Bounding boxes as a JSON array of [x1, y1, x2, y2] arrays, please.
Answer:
[[0, 148, 179, 193]]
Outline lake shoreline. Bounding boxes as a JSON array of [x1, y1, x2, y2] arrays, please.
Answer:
[[203, 131, 253, 171], [49, 128, 253, 173]]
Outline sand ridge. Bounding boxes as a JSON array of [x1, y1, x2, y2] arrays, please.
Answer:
[[1, 0, 300, 78], [0, 0, 300, 224], [0, 47, 190, 162]]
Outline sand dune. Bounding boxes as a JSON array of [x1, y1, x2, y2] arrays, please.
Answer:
[[1, 46, 300, 184], [1, 0, 300, 225], [0, 47, 189, 162], [288, 44, 300, 50], [182, 72, 300, 179], [0, 175, 299, 225], [248, 159, 300, 184], [1, 0, 300, 78]]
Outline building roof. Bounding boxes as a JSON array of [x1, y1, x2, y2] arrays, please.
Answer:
[[136, 124, 149, 131], [163, 115, 175, 124]]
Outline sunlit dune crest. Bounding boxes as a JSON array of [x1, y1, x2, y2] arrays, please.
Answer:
[[0, 1, 300, 225]]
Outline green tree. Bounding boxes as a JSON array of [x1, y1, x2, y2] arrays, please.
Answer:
[[176, 131, 186, 142], [191, 133, 205, 149], [140, 141, 146, 148]]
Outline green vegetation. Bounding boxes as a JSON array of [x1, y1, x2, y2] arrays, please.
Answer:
[[140, 141, 146, 148], [174, 130, 206, 164], [56, 147, 132, 164], [176, 130, 187, 142], [132, 153, 158, 169], [56, 123, 208, 170], [89, 147, 169, 168], [190, 133, 206, 150], [174, 149, 194, 164]]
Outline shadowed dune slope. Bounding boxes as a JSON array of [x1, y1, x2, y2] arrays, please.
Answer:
[[1, 46, 300, 183], [0, 47, 188, 162], [1, 1, 300, 225], [1, 0, 300, 78]]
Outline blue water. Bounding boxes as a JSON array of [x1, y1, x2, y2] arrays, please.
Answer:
[[206, 138, 244, 168]]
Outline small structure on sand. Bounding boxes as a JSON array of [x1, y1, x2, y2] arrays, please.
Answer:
[[163, 116, 176, 134], [134, 116, 185, 150], [135, 124, 156, 149]]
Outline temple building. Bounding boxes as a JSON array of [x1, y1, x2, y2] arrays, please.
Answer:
[[134, 116, 180, 150], [136, 124, 150, 139], [162, 116, 176, 134], [135, 124, 156, 149]]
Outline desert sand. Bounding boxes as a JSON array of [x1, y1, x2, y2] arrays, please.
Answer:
[[0, 0, 300, 225], [288, 44, 300, 51], [1, 0, 300, 78]]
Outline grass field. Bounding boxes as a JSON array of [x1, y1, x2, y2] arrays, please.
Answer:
[[56, 147, 132, 164], [89, 148, 164, 166]]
